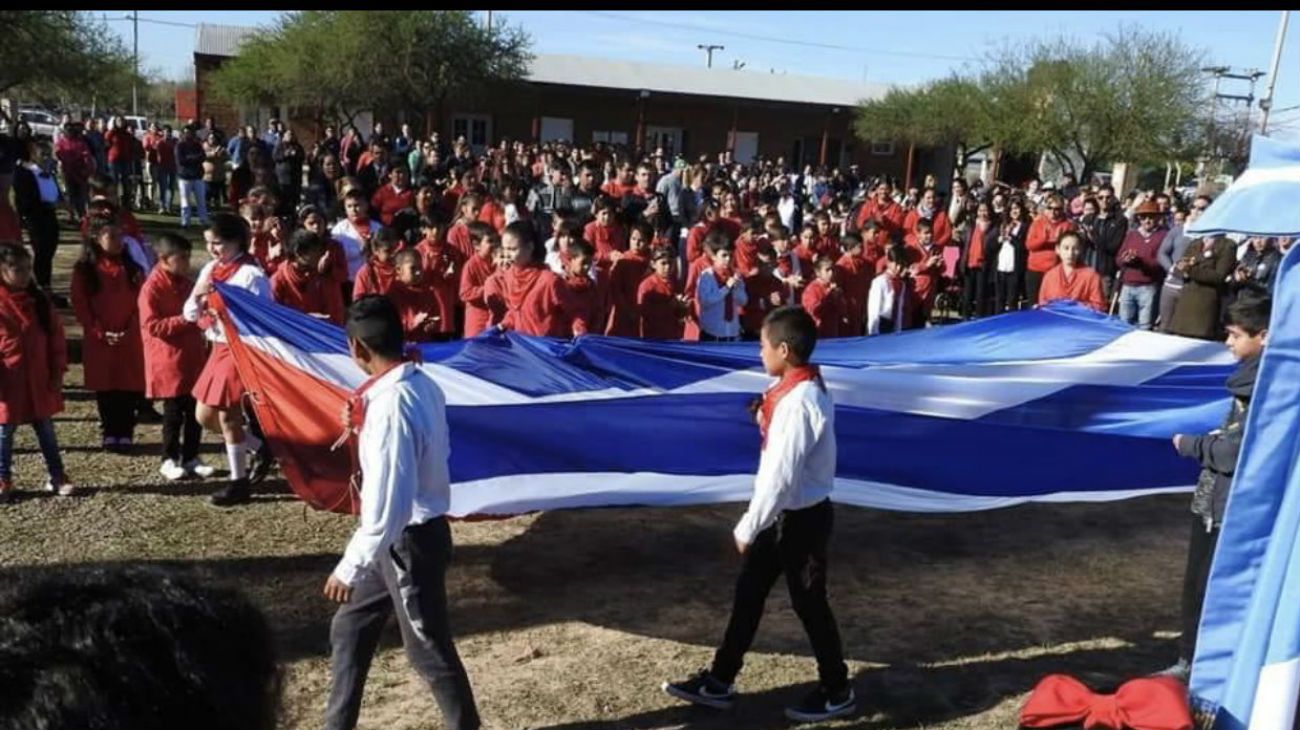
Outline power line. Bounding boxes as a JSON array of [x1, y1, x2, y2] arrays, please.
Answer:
[[102, 14, 197, 29], [582, 10, 980, 63]]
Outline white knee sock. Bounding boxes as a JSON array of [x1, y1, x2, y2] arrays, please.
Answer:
[[226, 443, 247, 480]]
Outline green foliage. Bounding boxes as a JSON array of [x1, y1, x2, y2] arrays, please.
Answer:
[[209, 11, 532, 126], [0, 11, 136, 102]]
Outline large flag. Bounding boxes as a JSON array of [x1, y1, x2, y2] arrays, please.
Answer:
[[1188, 139, 1300, 729], [214, 285, 1231, 518]]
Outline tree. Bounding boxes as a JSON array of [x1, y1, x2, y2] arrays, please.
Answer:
[[0, 11, 136, 103], [209, 11, 531, 130], [985, 26, 1207, 182]]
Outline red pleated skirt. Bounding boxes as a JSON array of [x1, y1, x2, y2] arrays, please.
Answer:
[[191, 343, 245, 409]]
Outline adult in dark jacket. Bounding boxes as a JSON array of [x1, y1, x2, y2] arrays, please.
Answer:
[[1077, 190, 1128, 300], [1167, 236, 1236, 340], [272, 129, 306, 213], [958, 200, 997, 319], [1165, 295, 1268, 679], [992, 198, 1029, 312], [13, 141, 62, 293], [174, 125, 208, 228], [1233, 236, 1282, 299], [355, 142, 390, 201]]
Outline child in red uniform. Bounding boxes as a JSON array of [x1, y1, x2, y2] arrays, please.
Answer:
[[414, 213, 462, 340], [388, 248, 442, 342], [352, 228, 401, 299], [139, 234, 213, 481], [813, 212, 840, 259], [446, 192, 483, 260], [638, 247, 686, 339], [487, 222, 573, 338], [903, 219, 944, 322], [733, 217, 764, 277], [299, 205, 350, 304], [868, 245, 922, 335], [185, 213, 273, 507], [1038, 231, 1106, 312], [243, 202, 280, 274], [835, 234, 872, 337], [272, 230, 346, 324], [563, 240, 607, 336], [686, 200, 723, 264], [583, 196, 627, 269], [795, 225, 821, 274], [770, 225, 807, 305], [604, 221, 651, 337], [742, 246, 786, 341], [458, 222, 500, 338], [370, 164, 415, 227], [0, 244, 72, 500], [72, 215, 147, 453], [802, 256, 847, 338]]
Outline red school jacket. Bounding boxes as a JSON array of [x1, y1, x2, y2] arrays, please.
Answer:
[[138, 266, 207, 399], [741, 270, 786, 336], [271, 262, 346, 324], [583, 220, 628, 266], [835, 253, 872, 336], [637, 273, 684, 340], [0, 286, 66, 424], [604, 252, 648, 337], [352, 259, 398, 300], [370, 184, 415, 227], [459, 253, 497, 338], [388, 280, 442, 343], [415, 238, 465, 336], [801, 279, 846, 338], [565, 268, 610, 336], [486, 264, 572, 338], [71, 256, 146, 393]]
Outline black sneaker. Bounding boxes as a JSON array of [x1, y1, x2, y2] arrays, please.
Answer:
[[662, 669, 735, 710], [248, 445, 274, 486], [784, 685, 856, 723], [210, 478, 252, 507]]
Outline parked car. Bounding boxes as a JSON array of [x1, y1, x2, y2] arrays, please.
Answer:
[[17, 108, 60, 139]]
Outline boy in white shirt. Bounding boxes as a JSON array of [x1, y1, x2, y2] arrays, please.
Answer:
[[663, 306, 854, 723], [322, 295, 479, 730]]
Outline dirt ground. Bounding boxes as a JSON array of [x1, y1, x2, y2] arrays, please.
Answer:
[[0, 213, 1192, 729]]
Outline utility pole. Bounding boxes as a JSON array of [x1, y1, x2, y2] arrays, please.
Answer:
[[697, 44, 724, 69], [485, 10, 492, 32], [130, 10, 139, 116], [1259, 10, 1290, 135], [1200, 65, 1264, 176]]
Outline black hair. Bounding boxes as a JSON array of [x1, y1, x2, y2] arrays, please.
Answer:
[[762, 306, 818, 363], [0, 566, 279, 730], [390, 208, 422, 246], [814, 255, 837, 272], [419, 211, 447, 232], [566, 238, 596, 260], [77, 214, 144, 297], [297, 204, 323, 225], [347, 294, 405, 359], [207, 212, 251, 253], [705, 232, 734, 256], [841, 233, 863, 251], [649, 246, 674, 263], [769, 223, 791, 241], [370, 227, 401, 254], [286, 229, 325, 259], [0, 244, 51, 333], [1226, 294, 1272, 336], [154, 233, 192, 259], [629, 220, 654, 244], [503, 220, 537, 253], [466, 221, 497, 247], [886, 244, 910, 266]]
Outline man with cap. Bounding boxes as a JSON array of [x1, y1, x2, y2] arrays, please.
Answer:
[[1115, 199, 1169, 330]]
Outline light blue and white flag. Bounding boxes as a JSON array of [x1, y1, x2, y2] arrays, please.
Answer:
[[1189, 134, 1300, 238]]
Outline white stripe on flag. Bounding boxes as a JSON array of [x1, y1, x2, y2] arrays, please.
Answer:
[[1249, 656, 1300, 730]]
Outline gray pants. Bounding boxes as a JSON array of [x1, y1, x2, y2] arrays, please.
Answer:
[[1158, 282, 1183, 333], [325, 517, 479, 730]]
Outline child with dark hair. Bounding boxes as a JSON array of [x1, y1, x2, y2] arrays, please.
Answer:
[[457, 222, 500, 338], [664, 305, 853, 723], [72, 215, 147, 454], [300, 205, 351, 304], [388, 248, 443, 342], [369, 164, 415, 227], [801, 256, 846, 338], [563, 239, 607, 336], [867, 244, 922, 335], [330, 188, 381, 291], [604, 222, 651, 337], [741, 245, 786, 341], [414, 213, 462, 340], [1162, 295, 1271, 681], [0, 244, 71, 500], [446, 192, 483, 260], [695, 235, 749, 342], [583, 195, 628, 269], [637, 247, 686, 339], [139, 234, 212, 481], [835, 234, 872, 336], [184, 213, 273, 507], [486, 221, 573, 337], [0, 566, 280, 730], [272, 230, 346, 324], [352, 227, 402, 299]]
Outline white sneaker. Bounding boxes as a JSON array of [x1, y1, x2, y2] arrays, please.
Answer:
[[45, 479, 76, 497], [182, 459, 216, 478], [159, 459, 187, 482]]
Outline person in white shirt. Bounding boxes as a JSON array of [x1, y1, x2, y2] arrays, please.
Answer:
[[184, 213, 273, 506], [663, 306, 854, 723], [330, 189, 382, 289], [322, 295, 480, 730], [695, 237, 749, 342]]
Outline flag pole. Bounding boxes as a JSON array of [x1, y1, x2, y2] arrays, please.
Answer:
[[1259, 10, 1290, 135]]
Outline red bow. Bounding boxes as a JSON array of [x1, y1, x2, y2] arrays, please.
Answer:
[[1020, 674, 1192, 730]]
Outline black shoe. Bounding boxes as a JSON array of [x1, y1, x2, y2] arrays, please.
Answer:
[[247, 445, 275, 486], [50, 294, 70, 309], [784, 685, 856, 723], [662, 669, 735, 710], [210, 478, 252, 507]]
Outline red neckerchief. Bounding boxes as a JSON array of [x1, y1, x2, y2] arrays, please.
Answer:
[[0, 285, 33, 330], [349, 217, 372, 245], [96, 254, 126, 278], [713, 264, 735, 321], [566, 271, 594, 294], [759, 365, 822, 449], [212, 253, 255, 283], [366, 258, 397, 293], [504, 264, 546, 316]]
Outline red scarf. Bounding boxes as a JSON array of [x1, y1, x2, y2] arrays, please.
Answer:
[[504, 264, 546, 316], [713, 265, 735, 321], [350, 217, 373, 246], [212, 253, 255, 283], [967, 223, 988, 268], [759, 365, 822, 449]]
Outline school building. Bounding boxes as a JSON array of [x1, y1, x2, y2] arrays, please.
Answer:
[[193, 23, 946, 181]]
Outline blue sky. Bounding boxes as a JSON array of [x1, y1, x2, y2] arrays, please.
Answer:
[[103, 10, 1300, 136]]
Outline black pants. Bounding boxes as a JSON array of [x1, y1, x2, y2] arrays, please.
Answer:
[[325, 517, 479, 730], [962, 267, 990, 319], [699, 331, 738, 343], [994, 271, 1021, 312], [95, 390, 140, 440], [161, 396, 202, 464], [207, 179, 226, 210], [1024, 270, 1045, 308], [1179, 515, 1221, 662], [711, 499, 849, 691], [25, 206, 59, 290]]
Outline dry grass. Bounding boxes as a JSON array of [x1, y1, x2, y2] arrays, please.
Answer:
[[0, 213, 1192, 729]]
